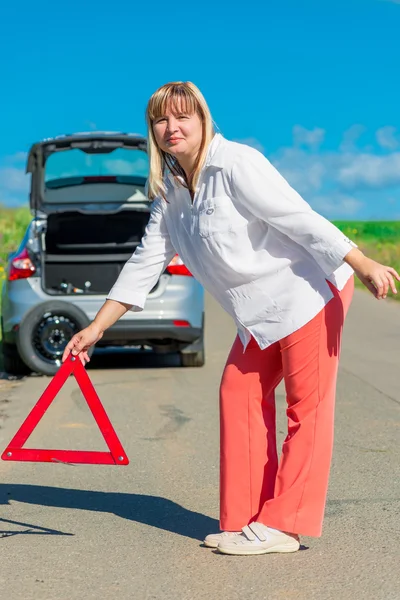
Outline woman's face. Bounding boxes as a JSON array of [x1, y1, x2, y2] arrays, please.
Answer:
[[152, 100, 203, 161]]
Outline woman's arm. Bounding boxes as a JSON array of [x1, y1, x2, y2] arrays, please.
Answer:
[[231, 148, 357, 277], [231, 148, 399, 298], [106, 197, 176, 309], [92, 299, 133, 332]]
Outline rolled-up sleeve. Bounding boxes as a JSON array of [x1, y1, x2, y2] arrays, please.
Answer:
[[106, 198, 176, 311], [231, 149, 357, 276]]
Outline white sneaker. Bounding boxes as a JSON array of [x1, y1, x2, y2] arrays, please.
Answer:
[[203, 531, 242, 548], [217, 522, 300, 555]]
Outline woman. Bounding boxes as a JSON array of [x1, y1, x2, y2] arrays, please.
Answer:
[[62, 81, 399, 556]]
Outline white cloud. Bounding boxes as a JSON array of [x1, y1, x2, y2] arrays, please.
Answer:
[[293, 125, 325, 150], [0, 166, 29, 192], [58, 170, 81, 178], [269, 126, 400, 218], [272, 148, 326, 194], [0, 156, 30, 206], [337, 152, 400, 190], [376, 126, 398, 150], [271, 137, 400, 198], [5, 151, 28, 164], [103, 157, 148, 176], [340, 124, 366, 152], [311, 194, 363, 219]]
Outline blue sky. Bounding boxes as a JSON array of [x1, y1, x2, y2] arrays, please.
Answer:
[[1, 0, 400, 219]]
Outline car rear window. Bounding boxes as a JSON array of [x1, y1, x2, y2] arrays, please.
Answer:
[[45, 148, 149, 185]]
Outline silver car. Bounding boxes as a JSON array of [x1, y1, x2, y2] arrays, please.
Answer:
[[1, 132, 205, 376]]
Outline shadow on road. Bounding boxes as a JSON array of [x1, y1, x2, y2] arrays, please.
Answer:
[[0, 343, 184, 381], [88, 347, 182, 370], [0, 483, 218, 541]]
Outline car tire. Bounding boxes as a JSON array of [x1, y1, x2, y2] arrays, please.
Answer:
[[179, 315, 205, 367], [16, 301, 94, 376], [1, 341, 31, 376], [180, 345, 205, 367]]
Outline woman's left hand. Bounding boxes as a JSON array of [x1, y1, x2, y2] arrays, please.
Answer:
[[353, 256, 400, 299]]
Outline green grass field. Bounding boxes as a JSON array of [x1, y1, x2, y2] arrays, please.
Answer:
[[332, 220, 400, 293], [1, 206, 399, 343]]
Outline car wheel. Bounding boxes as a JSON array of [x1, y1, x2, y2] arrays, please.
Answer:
[[1, 342, 31, 376], [16, 301, 94, 376], [179, 315, 205, 367], [180, 345, 205, 367]]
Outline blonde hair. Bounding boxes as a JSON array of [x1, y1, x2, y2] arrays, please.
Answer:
[[145, 81, 215, 200]]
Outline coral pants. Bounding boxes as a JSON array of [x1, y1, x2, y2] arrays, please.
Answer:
[[219, 277, 354, 537]]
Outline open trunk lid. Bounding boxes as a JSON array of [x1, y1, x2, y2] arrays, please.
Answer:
[[26, 132, 149, 215]]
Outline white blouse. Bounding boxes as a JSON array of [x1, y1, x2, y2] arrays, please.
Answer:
[[107, 133, 356, 351]]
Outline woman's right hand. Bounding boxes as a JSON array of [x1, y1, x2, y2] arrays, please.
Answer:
[[62, 323, 104, 366], [344, 248, 400, 299]]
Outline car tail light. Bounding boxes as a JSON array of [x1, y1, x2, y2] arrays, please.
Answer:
[[166, 254, 192, 276], [8, 247, 36, 281], [173, 320, 190, 327]]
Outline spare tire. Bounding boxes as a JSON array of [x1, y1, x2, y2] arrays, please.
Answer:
[[16, 301, 94, 376]]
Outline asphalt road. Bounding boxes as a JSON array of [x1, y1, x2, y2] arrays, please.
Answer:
[[0, 288, 399, 600]]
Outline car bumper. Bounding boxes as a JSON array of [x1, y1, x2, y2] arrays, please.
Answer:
[[1, 275, 204, 348], [99, 319, 202, 345]]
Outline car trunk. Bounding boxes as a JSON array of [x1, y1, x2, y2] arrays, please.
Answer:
[[42, 210, 152, 295]]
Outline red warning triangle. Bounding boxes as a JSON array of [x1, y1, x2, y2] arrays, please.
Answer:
[[1, 354, 129, 466]]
